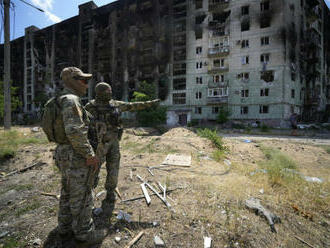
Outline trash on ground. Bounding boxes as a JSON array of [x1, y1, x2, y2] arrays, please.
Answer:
[[243, 139, 252, 143], [0, 231, 9, 239], [31, 127, 40, 132], [245, 197, 281, 233], [117, 210, 132, 222], [96, 190, 106, 199], [204, 236, 212, 248], [154, 235, 165, 247], [115, 236, 121, 243]]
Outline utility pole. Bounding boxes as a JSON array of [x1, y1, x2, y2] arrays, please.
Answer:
[[3, 0, 11, 129]]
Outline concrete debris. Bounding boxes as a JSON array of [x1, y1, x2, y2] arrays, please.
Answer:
[[224, 159, 231, 166], [1, 189, 18, 206], [0, 231, 9, 239], [245, 197, 281, 233], [31, 127, 40, 132], [153, 221, 160, 227], [204, 236, 212, 248], [154, 235, 165, 247], [93, 207, 103, 216], [115, 236, 121, 243], [161, 154, 191, 167], [117, 210, 132, 222], [259, 188, 264, 194]]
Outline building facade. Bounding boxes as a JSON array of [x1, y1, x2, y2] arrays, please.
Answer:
[[1, 0, 329, 126]]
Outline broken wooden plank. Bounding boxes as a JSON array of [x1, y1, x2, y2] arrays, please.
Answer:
[[121, 188, 181, 203], [1, 161, 46, 178], [245, 197, 281, 233], [124, 231, 144, 248], [115, 187, 122, 200], [137, 175, 171, 208], [157, 182, 166, 200], [40, 192, 60, 200], [147, 168, 154, 176], [140, 183, 151, 205], [294, 235, 316, 248], [161, 154, 191, 167]]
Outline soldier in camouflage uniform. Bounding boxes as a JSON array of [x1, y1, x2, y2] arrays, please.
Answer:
[[53, 67, 107, 245], [85, 82, 160, 215]]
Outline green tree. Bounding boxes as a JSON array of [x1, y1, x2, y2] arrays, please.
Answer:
[[216, 106, 230, 124], [132, 81, 167, 126], [0, 81, 22, 120]]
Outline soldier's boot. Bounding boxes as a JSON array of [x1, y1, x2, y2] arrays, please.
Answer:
[[101, 192, 116, 216], [75, 228, 108, 246]]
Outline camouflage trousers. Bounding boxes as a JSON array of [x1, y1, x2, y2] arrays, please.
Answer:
[[94, 136, 120, 205], [55, 144, 94, 241]]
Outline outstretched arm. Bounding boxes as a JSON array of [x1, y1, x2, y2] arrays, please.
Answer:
[[115, 99, 160, 112]]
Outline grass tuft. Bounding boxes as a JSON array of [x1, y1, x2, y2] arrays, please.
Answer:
[[197, 128, 227, 151], [0, 130, 47, 161]]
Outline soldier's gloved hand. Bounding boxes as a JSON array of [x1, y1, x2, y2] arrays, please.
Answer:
[[86, 155, 99, 172]]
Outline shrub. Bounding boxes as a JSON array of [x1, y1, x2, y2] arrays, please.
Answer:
[[260, 123, 270, 132], [216, 107, 230, 124], [197, 128, 226, 151]]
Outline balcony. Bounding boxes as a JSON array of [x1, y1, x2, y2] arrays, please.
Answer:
[[208, 79, 228, 88], [209, 0, 230, 12], [208, 66, 229, 74], [208, 46, 229, 57], [207, 96, 228, 105]]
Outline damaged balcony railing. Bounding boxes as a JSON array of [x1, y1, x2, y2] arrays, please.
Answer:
[[208, 46, 230, 57]]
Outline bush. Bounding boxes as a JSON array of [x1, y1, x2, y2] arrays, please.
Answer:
[[260, 123, 270, 132], [216, 107, 230, 124], [187, 119, 199, 127], [197, 128, 226, 151]]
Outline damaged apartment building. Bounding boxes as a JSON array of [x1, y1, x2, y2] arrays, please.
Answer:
[[1, 0, 330, 126]]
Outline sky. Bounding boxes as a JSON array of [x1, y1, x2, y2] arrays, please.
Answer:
[[0, 0, 330, 43], [0, 0, 115, 42]]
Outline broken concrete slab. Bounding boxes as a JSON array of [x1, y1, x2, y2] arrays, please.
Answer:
[[140, 183, 151, 205], [161, 154, 191, 167]]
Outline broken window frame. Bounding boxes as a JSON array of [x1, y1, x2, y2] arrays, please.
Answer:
[[196, 46, 202, 54], [241, 106, 248, 115], [260, 70, 274, 82], [259, 105, 269, 114], [212, 106, 219, 114], [214, 74, 225, 83], [241, 39, 249, 48], [261, 36, 269, 46], [260, 53, 270, 63], [196, 77, 203, 84], [173, 93, 186, 105], [241, 89, 249, 98], [241, 5, 249, 16], [291, 89, 295, 98], [173, 78, 187, 90], [208, 87, 228, 97], [195, 91, 202, 99], [260, 1, 270, 11], [214, 58, 225, 68], [194, 107, 202, 114], [241, 19, 250, 31], [260, 88, 269, 96], [241, 56, 249, 65]]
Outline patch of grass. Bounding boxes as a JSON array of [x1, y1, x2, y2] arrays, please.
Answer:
[[258, 146, 298, 186], [319, 145, 330, 154], [212, 150, 225, 162], [15, 199, 41, 217], [0, 130, 47, 161], [1, 236, 28, 248], [197, 128, 227, 151]]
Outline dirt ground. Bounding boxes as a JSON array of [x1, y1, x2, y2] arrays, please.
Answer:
[[0, 127, 329, 248]]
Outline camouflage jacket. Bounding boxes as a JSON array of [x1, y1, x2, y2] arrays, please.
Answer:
[[57, 88, 95, 158], [85, 99, 158, 143]]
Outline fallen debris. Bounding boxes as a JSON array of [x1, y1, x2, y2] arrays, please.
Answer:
[[115, 236, 121, 243], [124, 231, 144, 248], [245, 197, 281, 233], [121, 187, 181, 203], [96, 190, 106, 199], [1, 161, 46, 178], [204, 236, 212, 248], [137, 175, 171, 208], [40, 192, 60, 200], [154, 235, 165, 247], [294, 235, 317, 248], [140, 183, 151, 205], [161, 154, 191, 167], [147, 168, 154, 176], [117, 210, 132, 222], [115, 187, 122, 200]]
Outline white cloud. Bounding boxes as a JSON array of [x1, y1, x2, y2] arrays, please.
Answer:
[[31, 0, 62, 23]]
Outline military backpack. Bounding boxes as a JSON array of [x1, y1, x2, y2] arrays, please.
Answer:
[[41, 97, 68, 143]]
